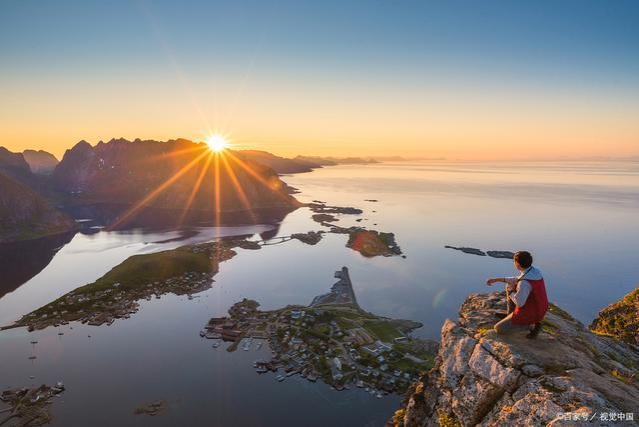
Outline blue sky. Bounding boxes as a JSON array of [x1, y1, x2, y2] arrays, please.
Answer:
[[1, 0, 638, 159]]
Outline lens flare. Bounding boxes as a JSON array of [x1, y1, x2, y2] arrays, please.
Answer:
[[206, 134, 230, 152]]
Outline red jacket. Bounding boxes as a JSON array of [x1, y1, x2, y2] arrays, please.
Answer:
[[512, 274, 549, 325]]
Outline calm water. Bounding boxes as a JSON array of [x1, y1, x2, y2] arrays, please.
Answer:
[[1, 161, 638, 426]]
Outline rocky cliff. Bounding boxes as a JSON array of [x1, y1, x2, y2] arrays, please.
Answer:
[[51, 138, 299, 226], [590, 287, 639, 346], [0, 172, 76, 243], [22, 149, 59, 175], [394, 292, 639, 426], [0, 146, 34, 184]]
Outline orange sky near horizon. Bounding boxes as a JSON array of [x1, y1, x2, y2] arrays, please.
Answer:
[[1, 74, 638, 162]]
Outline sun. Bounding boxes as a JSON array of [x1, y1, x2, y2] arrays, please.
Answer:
[[206, 134, 230, 152]]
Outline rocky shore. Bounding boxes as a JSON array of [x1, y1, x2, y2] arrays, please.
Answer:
[[393, 292, 639, 426]]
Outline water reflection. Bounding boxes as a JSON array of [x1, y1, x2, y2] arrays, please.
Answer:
[[64, 203, 297, 231], [1, 161, 638, 426], [0, 231, 76, 298], [0, 202, 295, 309], [0, 223, 281, 326]]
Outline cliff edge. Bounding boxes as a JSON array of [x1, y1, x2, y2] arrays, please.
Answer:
[[590, 287, 639, 347], [394, 292, 639, 426]]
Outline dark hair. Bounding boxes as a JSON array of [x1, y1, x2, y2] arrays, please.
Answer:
[[514, 251, 533, 268]]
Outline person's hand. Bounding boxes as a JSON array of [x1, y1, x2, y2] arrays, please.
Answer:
[[486, 278, 498, 286]]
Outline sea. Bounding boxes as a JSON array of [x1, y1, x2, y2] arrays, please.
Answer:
[[1, 161, 638, 426]]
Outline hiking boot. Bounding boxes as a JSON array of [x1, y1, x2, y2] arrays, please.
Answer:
[[526, 322, 542, 339]]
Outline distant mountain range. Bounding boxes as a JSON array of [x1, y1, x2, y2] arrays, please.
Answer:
[[0, 138, 389, 242], [294, 155, 379, 166], [236, 150, 321, 174]]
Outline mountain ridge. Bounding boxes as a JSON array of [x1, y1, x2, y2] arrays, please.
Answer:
[[51, 138, 300, 228], [0, 171, 76, 243]]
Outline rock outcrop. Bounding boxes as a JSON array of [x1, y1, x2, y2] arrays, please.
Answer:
[[22, 149, 59, 175], [0, 172, 76, 243], [591, 287, 639, 346], [394, 292, 639, 426]]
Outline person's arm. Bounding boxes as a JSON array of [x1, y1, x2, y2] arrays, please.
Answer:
[[503, 276, 518, 291], [486, 276, 518, 290], [511, 280, 532, 307]]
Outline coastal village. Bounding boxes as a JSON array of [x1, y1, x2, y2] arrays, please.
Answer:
[[200, 267, 437, 396]]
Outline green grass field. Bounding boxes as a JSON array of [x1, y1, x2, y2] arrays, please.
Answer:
[[363, 320, 403, 342], [76, 246, 213, 293]]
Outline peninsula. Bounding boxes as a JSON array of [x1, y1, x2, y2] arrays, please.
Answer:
[[4, 239, 243, 331], [200, 267, 437, 395]]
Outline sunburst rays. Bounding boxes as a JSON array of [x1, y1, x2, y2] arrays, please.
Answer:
[[109, 148, 211, 230], [177, 151, 214, 226], [108, 144, 291, 231]]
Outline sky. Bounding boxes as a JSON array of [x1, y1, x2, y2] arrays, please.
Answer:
[[1, 0, 638, 160]]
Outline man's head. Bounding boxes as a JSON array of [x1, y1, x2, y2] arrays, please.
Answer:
[[513, 250, 533, 271]]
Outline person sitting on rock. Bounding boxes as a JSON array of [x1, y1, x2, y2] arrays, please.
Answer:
[[486, 250, 548, 339]]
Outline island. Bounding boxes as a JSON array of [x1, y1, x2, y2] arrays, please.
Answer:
[[134, 400, 167, 417], [445, 245, 515, 259], [308, 201, 404, 257], [0, 383, 66, 426], [347, 230, 402, 257], [200, 267, 437, 395]]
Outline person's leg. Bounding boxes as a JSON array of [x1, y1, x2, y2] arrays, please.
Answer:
[[495, 289, 515, 319], [527, 321, 542, 339], [494, 313, 529, 335]]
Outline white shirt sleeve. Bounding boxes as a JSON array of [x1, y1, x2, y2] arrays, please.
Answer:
[[511, 280, 532, 307], [504, 277, 518, 287]]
